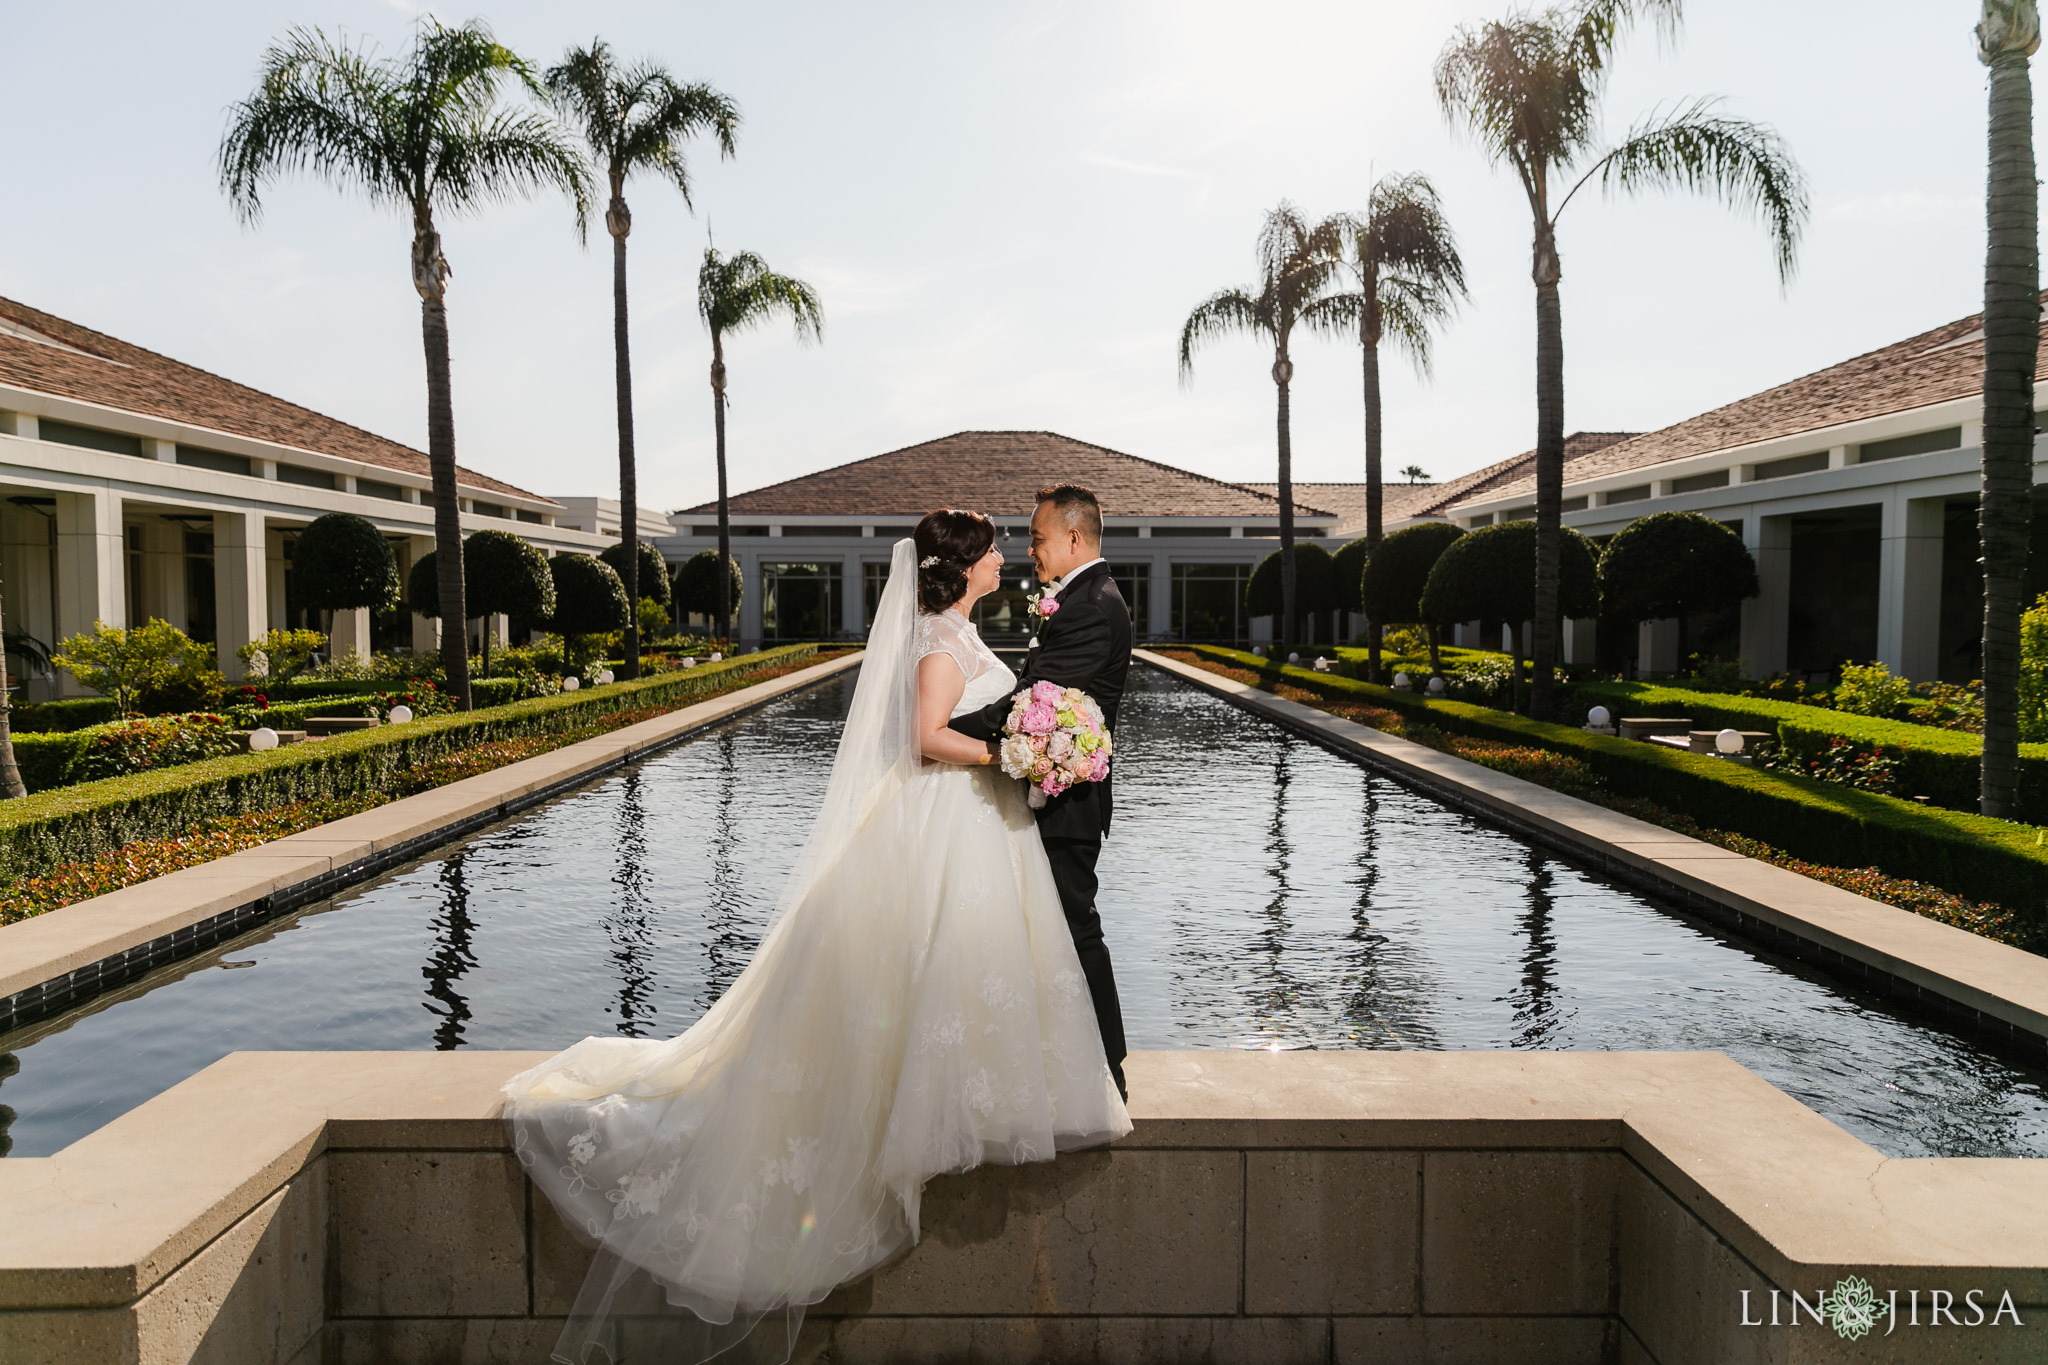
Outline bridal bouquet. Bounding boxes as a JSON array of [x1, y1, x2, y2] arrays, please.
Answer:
[[998, 680, 1112, 808]]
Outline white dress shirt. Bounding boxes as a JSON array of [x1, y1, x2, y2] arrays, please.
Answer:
[[1046, 556, 1105, 596]]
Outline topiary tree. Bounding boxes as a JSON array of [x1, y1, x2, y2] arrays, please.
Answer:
[[1597, 511, 1760, 669], [1247, 541, 1337, 648], [1332, 535, 1373, 661], [464, 530, 556, 675], [672, 550, 742, 632], [292, 513, 400, 669], [599, 539, 670, 610], [550, 553, 630, 666], [1420, 520, 1598, 712], [1362, 521, 1465, 675], [407, 549, 444, 622]]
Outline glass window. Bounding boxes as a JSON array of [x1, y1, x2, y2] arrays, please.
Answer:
[[971, 566, 1037, 641], [1109, 563, 1149, 622], [39, 419, 144, 458], [1171, 563, 1250, 643], [863, 560, 891, 628], [762, 561, 842, 640], [184, 530, 216, 645], [176, 446, 252, 476], [276, 464, 336, 490]]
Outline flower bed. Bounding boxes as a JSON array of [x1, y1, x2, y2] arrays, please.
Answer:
[[1162, 647, 2048, 951], [0, 645, 829, 893]]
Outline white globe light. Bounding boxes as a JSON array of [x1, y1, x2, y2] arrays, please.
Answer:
[[249, 727, 279, 752], [1252, 646, 1265, 657], [1426, 676, 1446, 695], [1393, 672, 1410, 689], [1716, 727, 1744, 755], [388, 705, 413, 724], [710, 651, 723, 662], [1588, 705, 1612, 728], [563, 676, 580, 691], [597, 670, 615, 684], [1287, 652, 1300, 664], [681, 656, 698, 669]]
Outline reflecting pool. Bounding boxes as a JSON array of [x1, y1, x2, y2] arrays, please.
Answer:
[[3, 668, 2045, 1160]]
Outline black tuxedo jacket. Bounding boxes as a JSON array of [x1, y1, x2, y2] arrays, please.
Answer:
[[949, 561, 1132, 842]]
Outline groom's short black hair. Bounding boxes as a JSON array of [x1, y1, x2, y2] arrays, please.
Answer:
[[1036, 483, 1102, 544]]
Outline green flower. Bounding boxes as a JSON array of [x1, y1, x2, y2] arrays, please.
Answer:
[[1823, 1276, 1881, 1341]]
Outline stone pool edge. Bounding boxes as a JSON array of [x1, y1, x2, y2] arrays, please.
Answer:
[[0, 651, 865, 1031], [1137, 648, 2048, 1061], [0, 1049, 2041, 1365]]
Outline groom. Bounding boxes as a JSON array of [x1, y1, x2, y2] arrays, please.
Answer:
[[952, 483, 1131, 1099]]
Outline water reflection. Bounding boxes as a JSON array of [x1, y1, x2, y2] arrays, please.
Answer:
[[606, 771, 658, 1037], [2, 668, 2046, 1161], [421, 853, 478, 1050]]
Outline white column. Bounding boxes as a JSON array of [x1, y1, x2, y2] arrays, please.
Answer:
[[1638, 620, 1679, 675], [407, 536, 439, 654], [1877, 493, 1945, 681], [213, 509, 267, 681], [53, 490, 124, 696], [1149, 553, 1171, 639], [1562, 618, 1597, 665], [488, 612, 509, 651], [1742, 513, 1791, 677], [739, 553, 763, 646], [330, 607, 371, 663], [841, 554, 865, 637]]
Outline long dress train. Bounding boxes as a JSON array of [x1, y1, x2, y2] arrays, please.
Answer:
[[503, 541, 1129, 1364]]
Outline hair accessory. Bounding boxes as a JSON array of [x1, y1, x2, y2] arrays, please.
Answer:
[[919, 555, 940, 568]]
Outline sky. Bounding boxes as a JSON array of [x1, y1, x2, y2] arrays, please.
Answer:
[[0, 1, 2023, 513]]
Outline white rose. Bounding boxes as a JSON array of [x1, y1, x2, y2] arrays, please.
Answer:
[[999, 734, 1037, 778]]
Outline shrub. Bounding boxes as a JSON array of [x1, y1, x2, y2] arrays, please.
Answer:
[[237, 628, 327, 684], [1332, 536, 1371, 617], [2023, 593, 2048, 741], [639, 597, 671, 640], [68, 714, 242, 783], [10, 698, 120, 734], [53, 620, 217, 716], [1363, 521, 1465, 628], [1246, 543, 1337, 632], [1834, 661, 1915, 721], [599, 539, 672, 609], [673, 550, 743, 622], [1596, 510, 1759, 658], [465, 530, 556, 628], [293, 513, 401, 613]]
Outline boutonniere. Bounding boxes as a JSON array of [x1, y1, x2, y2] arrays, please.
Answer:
[[1026, 589, 1062, 620]]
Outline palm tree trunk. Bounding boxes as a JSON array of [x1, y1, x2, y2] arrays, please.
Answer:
[[0, 579, 26, 800], [1363, 323, 1385, 683], [1275, 356, 1297, 657], [420, 293, 470, 711], [1530, 219, 1565, 722], [1981, 36, 2039, 818], [712, 336, 732, 647], [612, 207, 642, 681]]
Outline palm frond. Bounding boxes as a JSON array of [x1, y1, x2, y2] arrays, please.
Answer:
[[1567, 0, 1685, 75], [548, 41, 738, 209], [1177, 289, 1266, 384], [433, 105, 592, 232], [698, 248, 824, 343], [1569, 97, 1808, 282], [1434, 14, 1602, 207], [218, 27, 408, 225]]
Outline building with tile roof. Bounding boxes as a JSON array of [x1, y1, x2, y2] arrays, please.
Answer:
[[663, 431, 1340, 647], [1439, 298, 2048, 682], [0, 297, 626, 691]]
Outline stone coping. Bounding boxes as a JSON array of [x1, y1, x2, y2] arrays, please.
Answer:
[[1, 1048, 2043, 1316], [1138, 648, 2048, 1054], [0, 652, 864, 1022]]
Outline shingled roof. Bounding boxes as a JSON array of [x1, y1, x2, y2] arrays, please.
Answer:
[[1249, 433, 1638, 532], [1461, 297, 2048, 506], [0, 296, 548, 502], [680, 431, 1336, 519]]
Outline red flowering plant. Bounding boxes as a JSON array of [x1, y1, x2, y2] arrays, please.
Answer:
[[70, 713, 242, 782], [372, 678, 453, 722]]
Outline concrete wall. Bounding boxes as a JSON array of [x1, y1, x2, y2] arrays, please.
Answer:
[[3, 1050, 2045, 1365]]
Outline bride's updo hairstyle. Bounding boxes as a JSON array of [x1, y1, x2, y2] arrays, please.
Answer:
[[913, 508, 996, 614]]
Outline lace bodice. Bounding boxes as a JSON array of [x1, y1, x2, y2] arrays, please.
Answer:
[[916, 608, 1016, 716]]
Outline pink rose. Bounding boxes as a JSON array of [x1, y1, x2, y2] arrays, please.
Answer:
[[1038, 596, 1061, 616], [1049, 732, 1075, 761], [1030, 757, 1054, 779], [1031, 680, 1065, 704], [1089, 752, 1109, 781], [1028, 734, 1048, 754], [1039, 772, 1068, 796], [1020, 701, 1058, 735]]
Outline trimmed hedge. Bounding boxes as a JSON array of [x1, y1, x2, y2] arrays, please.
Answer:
[[0, 645, 822, 885], [10, 698, 119, 733], [1566, 680, 2048, 822], [1181, 646, 2048, 930]]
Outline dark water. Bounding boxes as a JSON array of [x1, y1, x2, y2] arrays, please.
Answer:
[[3, 668, 2045, 1160]]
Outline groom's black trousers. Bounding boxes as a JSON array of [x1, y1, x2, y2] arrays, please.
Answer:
[[1041, 835, 1127, 1096]]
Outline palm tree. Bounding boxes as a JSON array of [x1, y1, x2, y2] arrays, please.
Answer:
[[1401, 464, 1430, 484], [698, 248, 824, 644], [1179, 203, 1346, 654], [1435, 0, 1805, 718], [0, 580, 25, 800], [1320, 173, 1467, 681], [219, 21, 590, 710], [1979, 1, 2041, 818], [547, 41, 738, 681]]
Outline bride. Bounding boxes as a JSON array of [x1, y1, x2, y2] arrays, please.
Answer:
[[503, 508, 1131, 1364]]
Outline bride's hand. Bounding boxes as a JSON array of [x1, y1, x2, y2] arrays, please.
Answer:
[[917, 655, 997, 766]]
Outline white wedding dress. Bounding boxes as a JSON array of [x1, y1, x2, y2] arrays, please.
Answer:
[[503, 540, 1130, 1365]]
